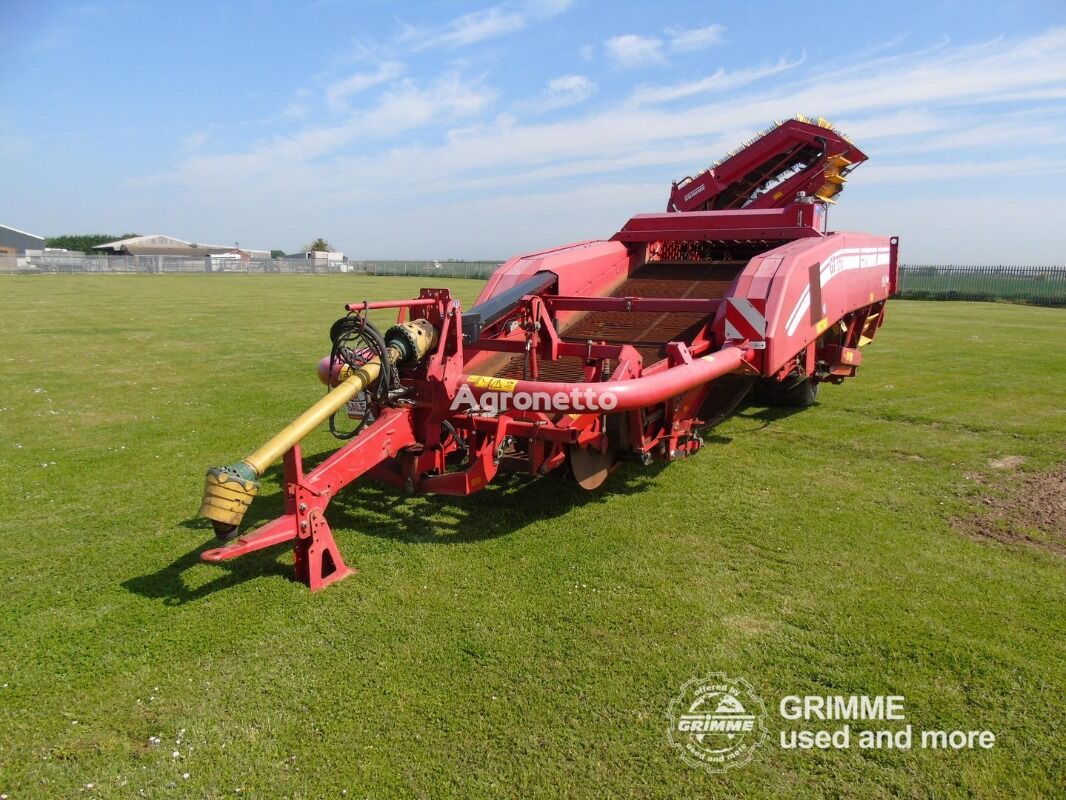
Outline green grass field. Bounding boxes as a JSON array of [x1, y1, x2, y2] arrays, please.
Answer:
[[1, 276, 1063, 799]]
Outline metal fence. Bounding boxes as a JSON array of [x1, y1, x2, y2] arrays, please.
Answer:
[[349, 260, 502, 279], [5, 254, 1064, 307], [894, 265, 1066, 307], [2, 254, 504, 277]]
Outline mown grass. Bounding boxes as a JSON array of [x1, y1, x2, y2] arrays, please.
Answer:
[[0, 275, 1063, 799]]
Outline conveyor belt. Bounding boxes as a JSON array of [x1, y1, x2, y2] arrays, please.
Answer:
[[494, 261, 741, 381]]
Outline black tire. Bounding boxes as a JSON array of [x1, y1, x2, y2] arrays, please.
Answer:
[[752, 372, 819, 407]]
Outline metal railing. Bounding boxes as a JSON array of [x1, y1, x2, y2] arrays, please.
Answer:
[[894, 265, 1066, 307]]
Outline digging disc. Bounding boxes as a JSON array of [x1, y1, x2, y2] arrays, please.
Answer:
[[570, 446, 613, 490]]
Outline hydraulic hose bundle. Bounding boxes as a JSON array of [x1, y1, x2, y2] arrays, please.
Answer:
[[326, 315, 394, 439]]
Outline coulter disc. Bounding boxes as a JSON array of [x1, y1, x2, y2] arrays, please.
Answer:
[[569, 446, 613, 490]]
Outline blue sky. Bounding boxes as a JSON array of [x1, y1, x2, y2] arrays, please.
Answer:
[[2, 1, 1065, 261]]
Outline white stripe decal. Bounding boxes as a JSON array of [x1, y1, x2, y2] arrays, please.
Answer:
[[785, 247, 890, 336]]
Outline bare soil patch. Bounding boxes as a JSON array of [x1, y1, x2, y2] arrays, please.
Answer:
[[988, 455, 1026, 470], [955, 464, 1066, 556]]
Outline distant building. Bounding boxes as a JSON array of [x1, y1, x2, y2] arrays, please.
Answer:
[[285, 249, 346, 263], [93, 234, 269, 259], [283, 249, 349, 271], [0, 224, 46, 254], [208, 249, 251, 261]]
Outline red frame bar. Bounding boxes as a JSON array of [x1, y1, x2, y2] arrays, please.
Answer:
[[455, 415, 582, 443], [613, 205, 824, 243]]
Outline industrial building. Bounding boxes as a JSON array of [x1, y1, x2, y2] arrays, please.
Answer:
[[0, 224, 45, 255], [93, 234, 269, 260]]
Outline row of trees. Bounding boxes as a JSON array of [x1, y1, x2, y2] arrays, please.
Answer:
[[45, 234, 139, 253]]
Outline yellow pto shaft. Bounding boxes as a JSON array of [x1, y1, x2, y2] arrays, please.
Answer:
[[197, 358, 384, 529], [246, 359, 382, 475], [197, 318, 439, 534]]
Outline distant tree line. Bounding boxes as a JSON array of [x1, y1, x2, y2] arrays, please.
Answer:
[[45, 234, 140, 253]]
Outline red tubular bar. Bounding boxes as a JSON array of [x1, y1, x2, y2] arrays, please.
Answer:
[[345, 298, 439, 312], [462, 346, 750, 412]]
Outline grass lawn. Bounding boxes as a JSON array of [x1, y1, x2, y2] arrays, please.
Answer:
[[0, 275, 1063, 798]]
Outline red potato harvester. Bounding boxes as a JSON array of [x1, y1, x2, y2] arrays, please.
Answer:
[[197, 116, 898, 590]]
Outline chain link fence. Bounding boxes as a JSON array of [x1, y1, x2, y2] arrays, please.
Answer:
[[894, 265, 1066, 307]]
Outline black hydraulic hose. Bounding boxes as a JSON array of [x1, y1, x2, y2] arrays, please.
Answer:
[[327, 314, 392, 440]]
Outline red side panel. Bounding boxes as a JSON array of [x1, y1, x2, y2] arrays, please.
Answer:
[[475, 240, 631, 305], [717, 233, 893, 375]]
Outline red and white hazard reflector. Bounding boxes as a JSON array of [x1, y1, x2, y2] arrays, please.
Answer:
[[724, 297, 767, 349]]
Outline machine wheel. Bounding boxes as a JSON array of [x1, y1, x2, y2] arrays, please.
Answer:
[[753, 371, 819, 407], [697, 374, 757, 430]]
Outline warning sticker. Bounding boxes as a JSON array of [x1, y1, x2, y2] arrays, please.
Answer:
[[466, 374, 518, 392]]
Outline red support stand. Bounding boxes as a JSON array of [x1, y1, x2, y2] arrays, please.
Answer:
[[292, 485, 355, 592], [201, 444, 355, 591]]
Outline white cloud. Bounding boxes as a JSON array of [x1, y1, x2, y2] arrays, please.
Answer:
[[667, 24, 725, 52], [283, 101, 310, 120], [859, 157, 1066, 184], [156, 73, 495, 187], [603, 24, 724, 70], [145, 28, 1066, 262], [579, 44, 594, 61], [523, 75, 596, 111], [166, 28, 1066, 188], [629, 57, 804, 105], [180, 132, 209, 151], [604, 34, 666, 68], [548, 75, 595, 103], [326, 61, 406, 111], [399, 1, 572, 51], [401, 7, 525, 50]]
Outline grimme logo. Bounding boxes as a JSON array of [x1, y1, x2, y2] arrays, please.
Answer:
[[668, 674, 768, 772]]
